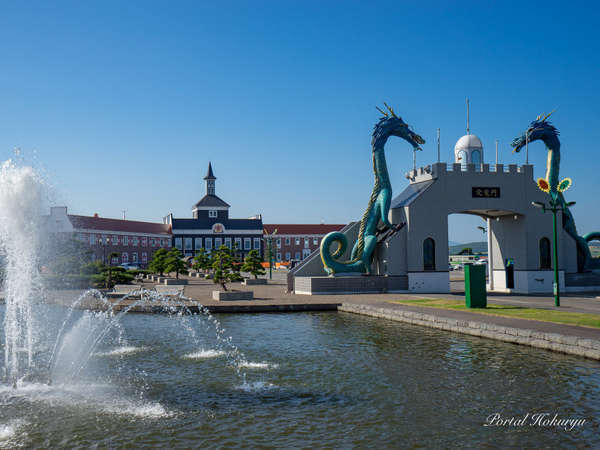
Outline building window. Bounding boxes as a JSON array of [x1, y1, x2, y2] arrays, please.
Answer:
[[174, 237, 182, 250], [295, 237, 300, 245], [90, 234, 95, 245], [423, 238, 436, 271], [304, 238, 309, 248], [225, 238, 232, 249], [276, 238, 281, 248], [295, 252, 300, 260], [234, 237, 242, 250], [540, 237, 551, 269], [132, 237, 139, 246], [123, 236, 128, 246], [184, 238, 192, 250], [285, 252, 290, 261], [150, 238, 156, 247], [215, 238, 222, 249], [122, 252, 128, 263], [254, 238, 261, 250], [244, 238, 251, 250], [111, 255, 119, 264], [285, 237, 290, 245], [313, 237, 319, 246], [195, 237, 202, 250], [112, 235, 119, 245], [276, 252, 282, 262], [205, 238, 212, 251], [142, 252, 148, 263], [209, 210, 217, 218], [142, 237, 147, 247], [132, 252, 138, 263]]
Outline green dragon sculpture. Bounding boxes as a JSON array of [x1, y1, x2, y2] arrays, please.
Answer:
[[512, 112, 600, 271], [320, 104, 425, 275]]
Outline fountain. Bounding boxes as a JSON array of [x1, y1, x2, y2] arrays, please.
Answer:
[[1, 160, 599, 447]]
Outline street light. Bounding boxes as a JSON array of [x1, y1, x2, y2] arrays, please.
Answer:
[[263, 228, 277, 280], [531, 199, 576, 307]]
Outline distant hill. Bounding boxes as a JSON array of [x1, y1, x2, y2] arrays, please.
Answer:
[[449, 241, 487, 255]]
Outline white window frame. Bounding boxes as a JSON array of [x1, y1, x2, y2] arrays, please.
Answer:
[[225, 237, 232, 249], [90, 234, 96, 246], [313, 237, 318, 245], [132, 237, 139, 246], [285, 237, 290, 245], [205, 238, 212, 250], [254, 238, 261, 250], [244, 238, 251, 250], [132, 252, 138, 263], [276, 238, 281, 248], [122, 252, 128, 262], [112, 235, 119, 245], [123, 236, 128, 246], [142, 252, 148, 263], [276, 252, 281, 262], [285, 252, 290, 261], [209, 210, 217, 218], [174, 237, 182, 249], [295, 237, 300, 245], [234, 237, 242, 250], [215, 237, 223, 249], [142, 237, 147, 247], [304, 238, 309, 248], [194, 237, 202, 249]]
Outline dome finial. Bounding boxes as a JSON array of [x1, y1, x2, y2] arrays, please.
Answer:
[[466, 97, 470, 135]]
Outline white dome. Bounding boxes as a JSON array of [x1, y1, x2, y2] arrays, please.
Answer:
[[454, 134, 483, 152]]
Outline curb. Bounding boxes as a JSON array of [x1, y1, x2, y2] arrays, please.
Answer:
[[339, 303, 600, 361]]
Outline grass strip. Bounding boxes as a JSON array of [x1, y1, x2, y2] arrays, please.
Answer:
[[390, 298, 600, 329]]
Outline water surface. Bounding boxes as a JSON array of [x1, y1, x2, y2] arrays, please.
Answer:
[[1, 307, 599, 447]]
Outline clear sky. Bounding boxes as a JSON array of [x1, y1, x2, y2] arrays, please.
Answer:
[[1, 1, 598, 243]]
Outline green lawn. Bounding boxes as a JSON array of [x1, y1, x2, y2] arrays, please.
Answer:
[[391, 298, 600, 329]]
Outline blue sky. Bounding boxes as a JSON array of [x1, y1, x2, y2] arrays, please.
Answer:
[[1, 1, 598, 243]]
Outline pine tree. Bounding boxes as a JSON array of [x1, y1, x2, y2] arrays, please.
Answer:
[[212, 245, 243, 291], [164, 248, 189, 279], [149, 248, 169, 276], [192, 247, 212, 274], [241, 249, 265, 279]]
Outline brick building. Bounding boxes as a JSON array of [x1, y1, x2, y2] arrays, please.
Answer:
[[263, 224, 345, 262], [46, 206, 172, 267]]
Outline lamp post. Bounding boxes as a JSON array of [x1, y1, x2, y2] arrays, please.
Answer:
[[532, 199, 576, 307], [263, 228, 277, 280]]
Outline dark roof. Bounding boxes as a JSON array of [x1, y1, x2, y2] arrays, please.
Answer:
[[172, 217, 263, 231], [204, 162, 216, 180], [68, 215, 172, 235], [263, 224, 346, 235], [193, 194, 230, 208]]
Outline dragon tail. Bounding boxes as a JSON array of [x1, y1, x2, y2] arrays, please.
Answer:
[[320, 232, 366, 275]]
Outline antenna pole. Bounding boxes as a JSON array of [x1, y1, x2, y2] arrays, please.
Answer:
[[122, 210, 126, 220], [466, 98, 470, 135], [413, 147, 417, 173], [495, 139, 498, 166], [526, 130, 529, 164], [437, 128, 440, 163]]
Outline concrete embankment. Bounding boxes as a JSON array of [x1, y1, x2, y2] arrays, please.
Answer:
[[339, 303, 600, 361]]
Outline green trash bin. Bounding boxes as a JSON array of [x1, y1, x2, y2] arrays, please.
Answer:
[[465, 264, 487, 308]]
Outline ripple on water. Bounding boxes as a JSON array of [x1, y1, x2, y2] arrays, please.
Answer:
[[238, 361, 279, 370], [183, 350, 225, 359], [0, 420, 26, 442], [95, 346, 149, 357]]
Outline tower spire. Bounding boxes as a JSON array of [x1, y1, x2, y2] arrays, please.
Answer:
[[204, 162, 216, 196]]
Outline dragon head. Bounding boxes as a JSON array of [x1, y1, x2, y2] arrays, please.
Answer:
[[373, 103, 425, 150], [511, 110, 559, 152]]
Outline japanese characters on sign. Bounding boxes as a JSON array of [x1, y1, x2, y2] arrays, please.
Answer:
[[472, 187, 500, 198]]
